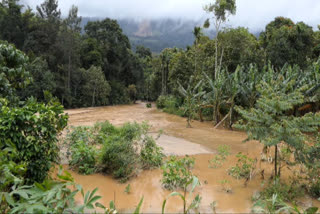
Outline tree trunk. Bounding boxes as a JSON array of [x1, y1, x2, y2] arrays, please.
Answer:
[[274, 145, 278, 179], [92, 87, 96, 107], [199, 107, 203, 122]]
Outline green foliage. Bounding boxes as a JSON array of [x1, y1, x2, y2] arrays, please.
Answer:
[[257, 179, 304, 203], [140, 136, 164, 169], [161, 156, 195, 190], [146, 103, 152, 108], [162, 176, 201, 214], [0, 42, 31, 99], [252, 193, 319, 214], [124, 184, 131, 194], [0, 97, 68, 184], [235, 68, 320, 177], [0, 142, 26, 193], [20, 57, 56, 101], [209, 145, 231, 168], [2, 166, 117, 214], [260, 17, 314, 68], [178, 76, 205, 127], [156, 95, 167, 109], [100, 136, 137, 181], [68, 140, 97, 175], [228, 153, 256, 180], [80, 66, 111, 107], [128, 84, 137, 103], [64, 121, 164, 181]]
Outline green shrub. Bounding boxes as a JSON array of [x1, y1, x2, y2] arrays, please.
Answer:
[[66, 121, 163, 182], [161, 156, 195, 190], [92, 121, 118, 144], [146, 103, 152, 108], [140, 136, 164, 169], [119, 122, 146, 141], [65, 126, 94, 145], [257, 179, 304, 203], [209, 145, 231, 168], [0, 99, 68, 184], [68, 140, 97, 175], [100, 136, 138, 182], [156, 95, 166, 109], [0, 141, 26, 193], [228, 152, 256, 180]]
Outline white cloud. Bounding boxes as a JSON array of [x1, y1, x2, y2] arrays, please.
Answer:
[[23, 0, 320, 30]]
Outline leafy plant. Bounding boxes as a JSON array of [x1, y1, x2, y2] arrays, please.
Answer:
[[68, 140, 97, 175], [100, 136, 138, 182], [252, 194, 319, 214], [161, 156, 195, 190], [140, 136, 164, 169], [162, 176, 201, 214], [2, 166, 115, 214], [228, 153, 256, 180], [146, 103, 152, 108], [0, 98, 68, 184], [177, 76, 205, 127], [209, 145, 231, 168], [257, 179, 304, 203], [124, 184, 131, 194]]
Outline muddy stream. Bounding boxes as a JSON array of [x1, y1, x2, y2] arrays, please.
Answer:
[[62, 102, 320, 213]]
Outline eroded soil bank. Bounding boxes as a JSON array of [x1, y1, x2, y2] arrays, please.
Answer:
[[63, 102, 320, 213]]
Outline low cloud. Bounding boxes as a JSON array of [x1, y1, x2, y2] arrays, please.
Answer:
[[23, 0, 320, 30]]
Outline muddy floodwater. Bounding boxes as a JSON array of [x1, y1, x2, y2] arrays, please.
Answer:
[[63, 102, 320, 213]]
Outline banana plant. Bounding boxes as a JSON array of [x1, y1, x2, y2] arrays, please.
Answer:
[[204, 69, 228, 125], [178, 76, 205, 127]]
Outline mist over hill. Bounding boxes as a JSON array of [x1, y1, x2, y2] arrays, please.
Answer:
[[81, 17, 262, 53]]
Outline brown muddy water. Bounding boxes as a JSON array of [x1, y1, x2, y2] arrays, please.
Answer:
[[63, 102, 320, 213]]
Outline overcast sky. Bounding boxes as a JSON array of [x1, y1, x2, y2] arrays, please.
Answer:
[[22, 0, 320, 30]]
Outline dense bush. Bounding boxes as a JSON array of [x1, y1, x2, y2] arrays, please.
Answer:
[[161, 156, 195, 190], [68, 140, 97, 175], [65, 121, 164, 181], [100, 136, 138, 181], [156, 95, 185, 117], [140, 136, 164, 169], [156, 95, 167, 109], [0, 98, 68, 184]]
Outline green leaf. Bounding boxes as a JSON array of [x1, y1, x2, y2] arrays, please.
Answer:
[[133, 196, 144, 214]]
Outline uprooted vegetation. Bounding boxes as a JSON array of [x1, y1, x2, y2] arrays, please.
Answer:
[[64, 121, 165, 181]]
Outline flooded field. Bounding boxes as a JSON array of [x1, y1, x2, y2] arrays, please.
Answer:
[[63, 102, 320, 213]]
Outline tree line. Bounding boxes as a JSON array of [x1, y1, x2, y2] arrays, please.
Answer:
[[0, 0, 149, 108]]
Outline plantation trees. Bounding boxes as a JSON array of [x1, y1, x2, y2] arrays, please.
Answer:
[[235, 69, 320, 178]]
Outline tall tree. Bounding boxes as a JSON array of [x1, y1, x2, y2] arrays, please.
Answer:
[[260, 17, 314, 68], [203, 0, 236, 79]]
